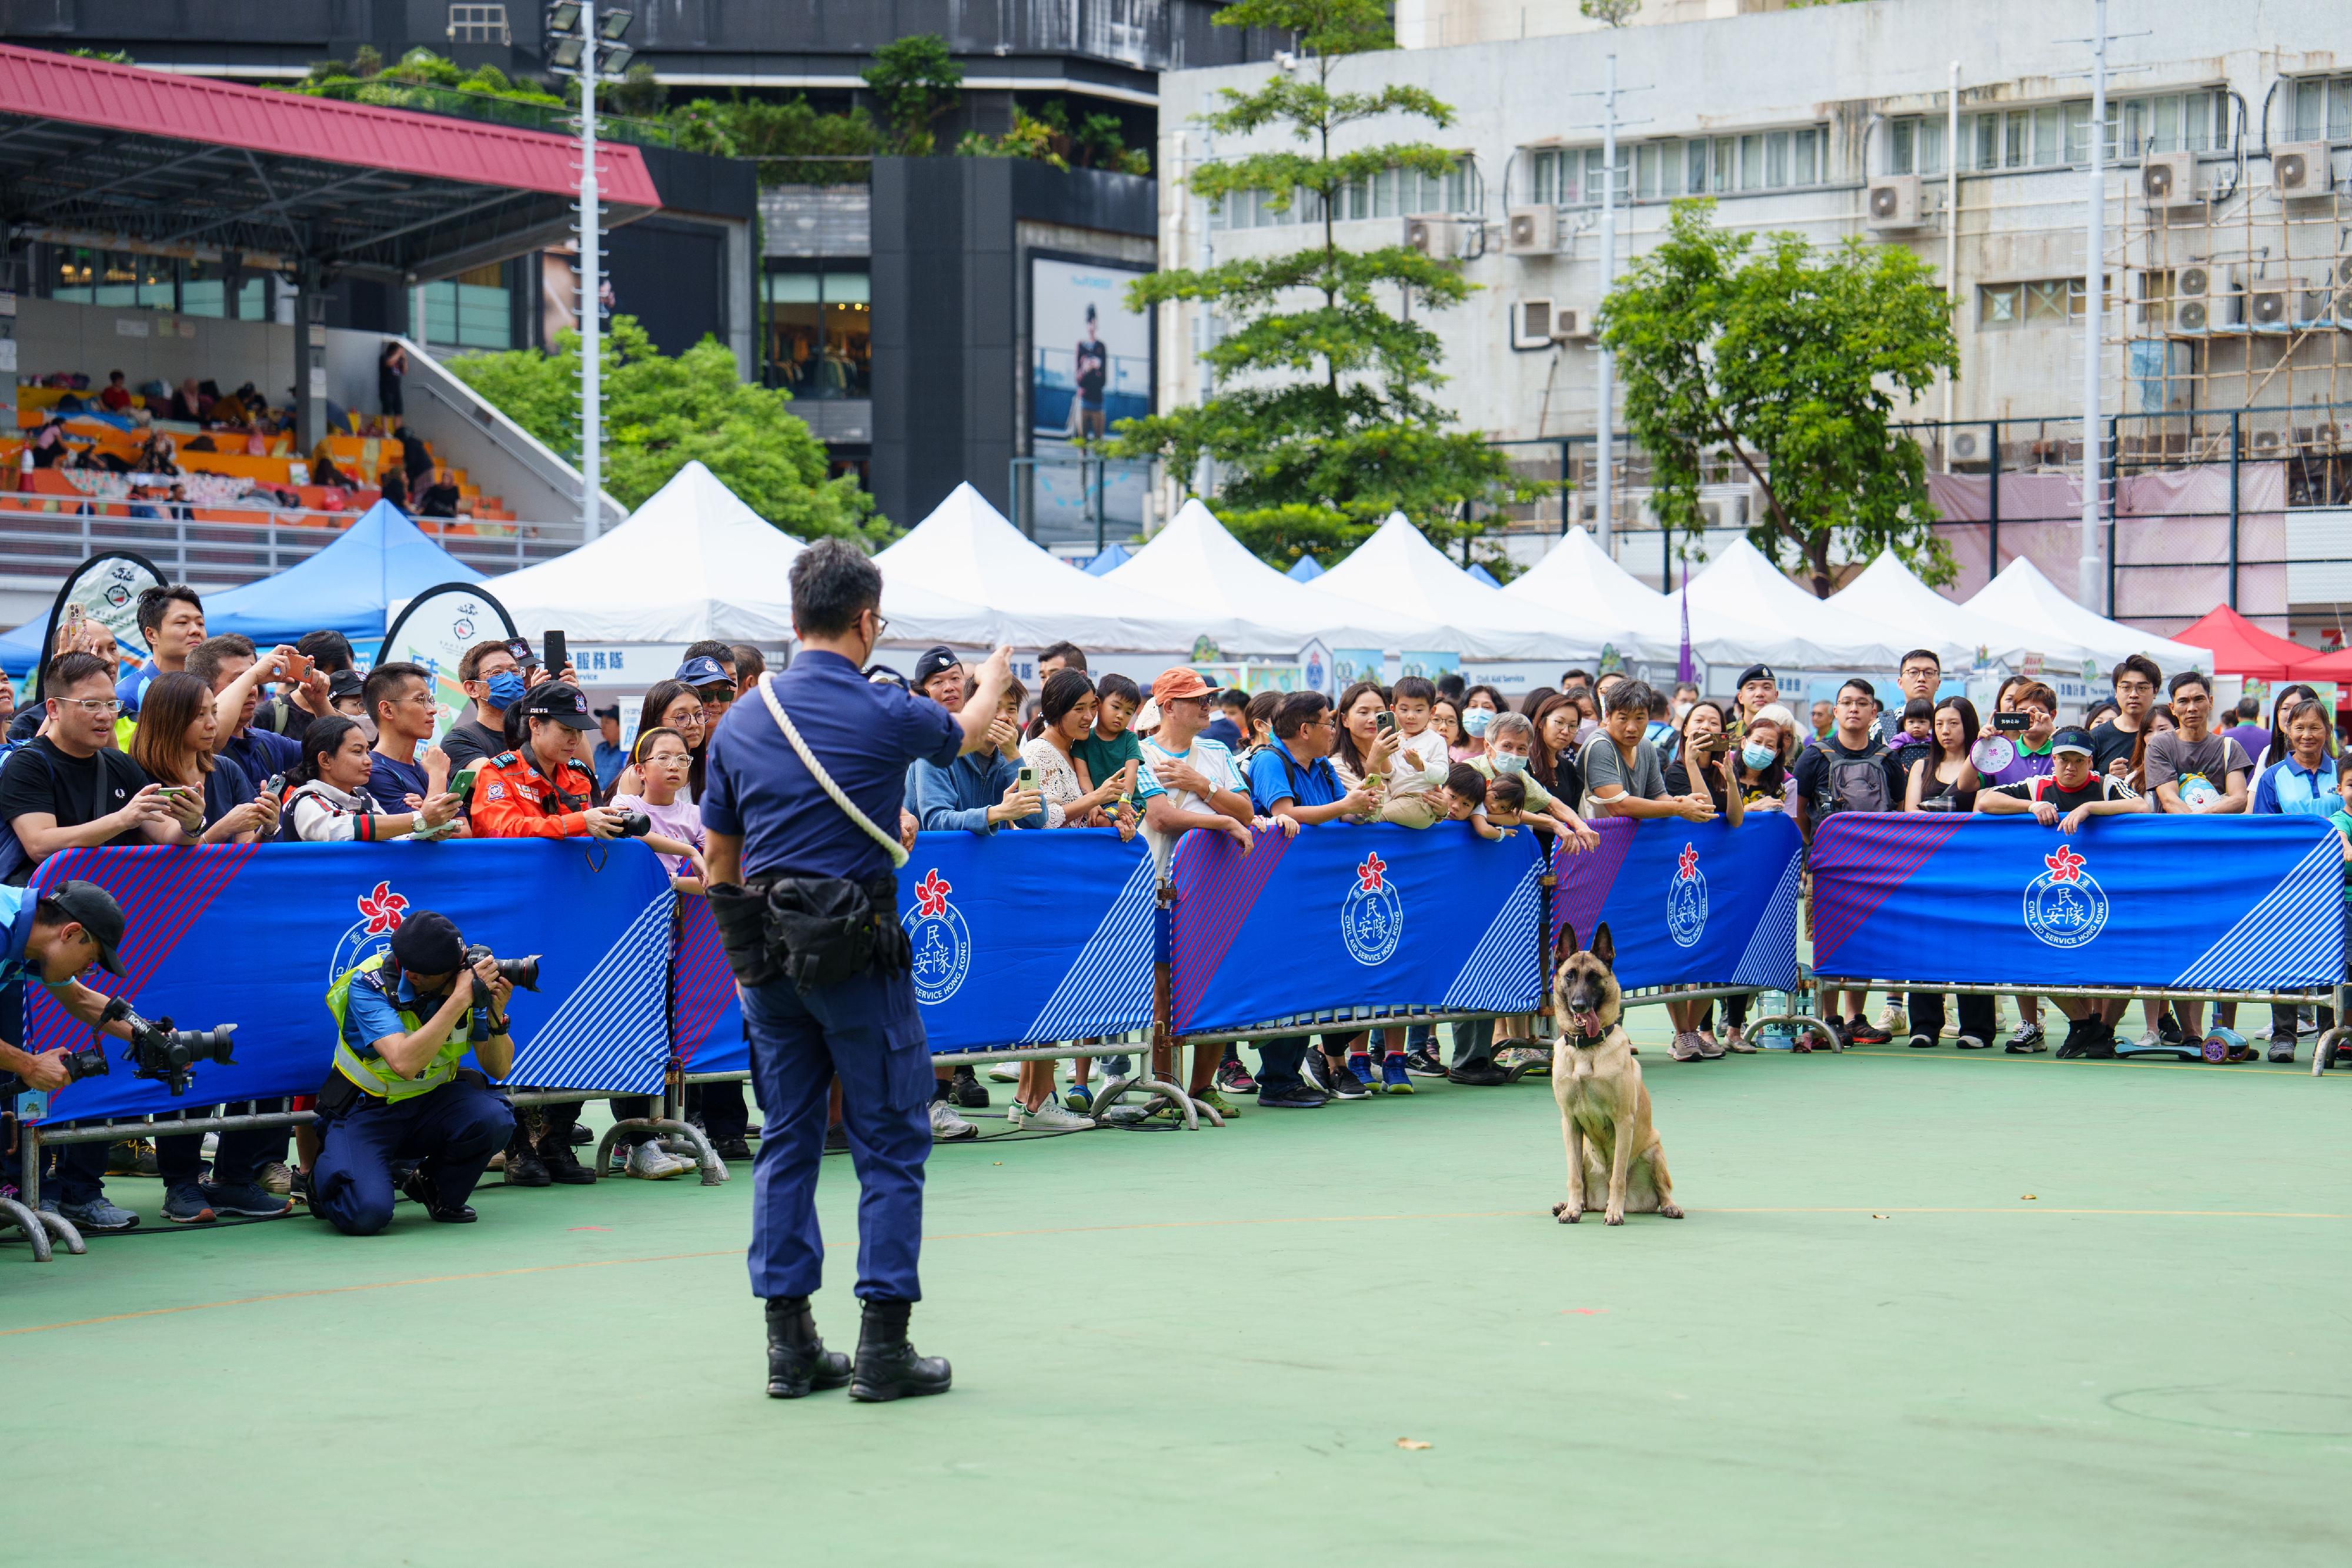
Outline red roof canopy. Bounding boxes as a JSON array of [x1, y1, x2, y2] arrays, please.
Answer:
[[2170, 604, 2321, 681]]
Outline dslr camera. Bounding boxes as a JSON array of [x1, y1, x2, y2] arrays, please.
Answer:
[[614, 808, 653, 839], [71, 998, 239, 1098], [462, 944, 542, 994]]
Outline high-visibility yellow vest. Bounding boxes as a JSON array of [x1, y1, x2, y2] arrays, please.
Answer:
[[325, 954, 476, 1102]]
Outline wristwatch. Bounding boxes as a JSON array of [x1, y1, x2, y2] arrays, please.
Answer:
[[485, 1013, 511, 1036]]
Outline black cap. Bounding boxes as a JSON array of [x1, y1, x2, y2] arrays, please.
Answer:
[[1738, 664, 1776, 690], [43, 880, 124, 975], [591, 703, 619, 721], [2050, 726, 2097, 758], [864, 664, 911, 694], [515, 680, 594, 730], [328, 668, 366, 701], [911, 646, 960, 687], [389, 910, 465, 974]]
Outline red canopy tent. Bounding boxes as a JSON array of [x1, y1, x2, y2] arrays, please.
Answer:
[[2285, 645, 2352, 684], [2170, 605, 2324, 681]]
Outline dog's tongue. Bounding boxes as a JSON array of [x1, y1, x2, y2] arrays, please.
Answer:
[[1568, 1010, 1601, 1035]]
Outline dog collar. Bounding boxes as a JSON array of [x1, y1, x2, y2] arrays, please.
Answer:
[[1567, 1029, 1607, 1049]]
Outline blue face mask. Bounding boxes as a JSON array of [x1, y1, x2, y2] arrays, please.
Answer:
[[1741, 743, 1778, 772], [485, 670, 527, 708], [1492, 752, 1527, 775], [1463, 708, 1494, 737]]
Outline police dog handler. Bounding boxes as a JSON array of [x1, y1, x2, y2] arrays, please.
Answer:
[[703, 539, 1012, 1403], [309, 911, 517, 1235]]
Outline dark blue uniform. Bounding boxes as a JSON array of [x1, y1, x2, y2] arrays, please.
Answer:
[[703, 651, 960, 1304]]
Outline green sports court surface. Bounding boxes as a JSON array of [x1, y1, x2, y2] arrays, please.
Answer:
[[8, 1021, 2350, 1566]]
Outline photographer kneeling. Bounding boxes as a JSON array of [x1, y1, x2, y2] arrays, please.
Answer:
[[309, 911, 517, 1234]]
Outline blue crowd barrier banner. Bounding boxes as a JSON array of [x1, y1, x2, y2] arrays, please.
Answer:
[[896, 828, 1157, 1054], [21, 841, 675, 1124], [1810, 813, 2346, 989], [1169, 823, 1545, 1035], [1548, 814, 1803, 993], [671, 891, 743, 1075]]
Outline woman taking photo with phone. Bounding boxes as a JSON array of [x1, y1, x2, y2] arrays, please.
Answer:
[[1658, 699, 1746, 1059], [126, 671, 277, 844]]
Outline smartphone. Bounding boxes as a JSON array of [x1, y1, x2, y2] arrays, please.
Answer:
[[1018, 766, 1038, 791], [281, 651, 313, 683], [449, 765, 480, 800], [1374, 711, 1396, 734], [1993, 711, 2030, 733], [543, 630, 567, 678], [262, 772, 286, 795]]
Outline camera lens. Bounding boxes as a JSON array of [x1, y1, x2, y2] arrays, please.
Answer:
[[617, 809, 653, 838]]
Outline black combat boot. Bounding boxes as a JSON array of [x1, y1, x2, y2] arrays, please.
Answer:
[[764, 1296, 852, 1399], [848, 1298, 952, 1402]]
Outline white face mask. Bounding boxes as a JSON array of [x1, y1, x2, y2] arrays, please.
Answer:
[[1463, 708, 1494, 737], [1493, 753, 1528, 775], [1673, 701, 1694, 721], [1741, 743, 1777, 772]]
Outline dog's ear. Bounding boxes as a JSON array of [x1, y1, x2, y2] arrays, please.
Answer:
[[1591, 922, 1615, 968], [1555, 921, 1579, 968]]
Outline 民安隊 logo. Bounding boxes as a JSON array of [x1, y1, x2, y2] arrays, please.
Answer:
[[326, 880, 409, 986], [1341, 851, 1404, 966], [903, 868, 972, 1005], [2022, 842, 2109, 949], [1666, 841, 1709, 948]]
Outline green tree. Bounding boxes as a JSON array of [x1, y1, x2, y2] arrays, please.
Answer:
[[1108, 0, 1519, 569], [1598, 199, 1957, 597], [1578, 0, 1642, 25], [670, 95, 882, 184], [958, 98, 1151, 175], [445, 316, 890, 546], [861, 35, 963, 155]]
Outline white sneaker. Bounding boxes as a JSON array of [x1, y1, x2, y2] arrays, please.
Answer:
[[927, 1099, 978, 1141], [986, 1062, 1021, 1082], [1008, 1098, 1094, 1132], [626, 1140, 689, 1180]]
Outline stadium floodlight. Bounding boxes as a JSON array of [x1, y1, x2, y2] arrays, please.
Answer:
[[547, 2, 584, 35], [549, 32, 587, 69], [599, 8, 634, 39], [597, 42, 635, 75]]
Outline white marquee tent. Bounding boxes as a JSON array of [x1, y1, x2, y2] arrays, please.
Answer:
[[1824, 551, 2037, 670], [877, 483, 1292, 653], [1309, 513, 1596, 661], [1502, 527, 1792, 667], [1680, 537, 1903, 670], [1105, 498, 1436, 653], [1963, 556, 2212, 674], [473, 460, 1003, 646]]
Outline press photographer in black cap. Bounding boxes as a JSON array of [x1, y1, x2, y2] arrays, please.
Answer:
[[309, 911, 517, 1234]]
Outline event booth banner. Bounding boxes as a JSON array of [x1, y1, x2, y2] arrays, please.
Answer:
[[1549, 815, 1805, 993], [21, 841, 675, 1123], [1809, 813, 2346, 989], [1169, 823, 1546, 1035]]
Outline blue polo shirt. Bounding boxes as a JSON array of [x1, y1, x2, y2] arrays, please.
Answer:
[[1246, 741, 1345, 815], [222, 726, 301, 787], [0, 882, 75, 1045], [2251, 755, 2340, 817], [367, 749, 431, 808], [342, 965, 454, 1054], [702, 651, 961, 882], [114, 657, 161, 718]]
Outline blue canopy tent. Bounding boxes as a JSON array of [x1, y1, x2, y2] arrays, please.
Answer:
[[203, 502, 482, 644], [1285, 554, 1323, 581], [1083, 543, 1132, 576], [0, 616, 46, 678], [1465, 561, 1503, 589]]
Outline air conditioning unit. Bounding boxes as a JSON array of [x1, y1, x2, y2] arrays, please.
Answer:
[[2246, 280, 2294, 329], [1402, 214, 1459, 258], [1504, 205, 1560, 256], [2296, 283, 2340, 328], [1552, 303, 1596, 340], [2272, 141, 2332, 199], [2141, 151, 2199, 208], [1950, 429, 1982, 462], [2174, 297, 2213, 333], [2251, 426, 2283, 454], [1865, 175, 1922, 230], [1509, 299, 1592, 349], [2176, 264, 2211, 300]]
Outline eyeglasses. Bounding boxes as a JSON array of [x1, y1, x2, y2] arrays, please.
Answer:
[[867, 611, 891, 640], [54, 697, 122, 715]]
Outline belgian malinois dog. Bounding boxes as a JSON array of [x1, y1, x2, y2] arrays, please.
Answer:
[[1551, 922, 1682, 1226]]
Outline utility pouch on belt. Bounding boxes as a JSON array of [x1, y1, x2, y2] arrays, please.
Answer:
[[712, 875, 910, 994], [312, 1069, 362, 1121]]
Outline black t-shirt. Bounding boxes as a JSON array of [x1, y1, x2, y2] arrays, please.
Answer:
[[0, 737, 155, 884], [2087, 720, 2139, 774], [201, 753, 257, 829], [440, 716, 509, 772], [1663, 755, 1732, 813], [1986, 773, 2136, 814], [1792, 736, 1903, 818]]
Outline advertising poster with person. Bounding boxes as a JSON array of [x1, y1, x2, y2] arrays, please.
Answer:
[[1030, 255, 1152, 537]]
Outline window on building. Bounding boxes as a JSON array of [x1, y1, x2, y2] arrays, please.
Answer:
[[1980, 275, 2107, 329], [447, 4, 511, 45], [2137, 269, 2174, 329], [763, 266, 870, 400], [423, 263, 512, 349], [2289, 74, 2352, 142]]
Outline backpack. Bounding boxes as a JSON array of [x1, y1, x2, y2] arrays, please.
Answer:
[[1814, 742, 1895, 818]]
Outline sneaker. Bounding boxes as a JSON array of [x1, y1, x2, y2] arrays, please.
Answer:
[[1193, 1085, 1239, 1117], [1907, 1033, 1936, 1049], [204, 1181, 293, 1218], [1063, 1081, 1094, 1114], [1008, 1098, 1094, 1131], [1379, 1054, 1415, 1094], [2004, 1024, 2046, 1055], [1956, 1034, 1989, 1050], [1876, 1002, 1909, 1035], [1324, 1061, 1371, 1099], [503, 1142, 551, 1186], [1216, 1057, 1259, 1095], [985, 1062, 1022, 1083], [1402, 1048, 1449, 1077], [1345, 1052, 1379, 1091], [1302, 1054, 1332, 1094], [1258, 1084, 1328, 1108], [2157, 1014, 2185, 1048], [255, 1160, 293, 1196], [1723, 1028, 1757, 1054], [2054, 1019, 2090, 1059], [2082, 1021, 2118, 1061], [927, 1100, 978, 1141], [1846, 1021, 1892, 1045], [1446, 1058, 1511, 1086], [2268, 1032, 2298, 1065], [539, 1142, 596, 1185], [1668, 1032, 1702, 1062], [162, 1183, 217, 1224], [712, 1135, 752, 1162], [1695, 1032, 1725, 1060], [951, 1066, 990, 1108], [626, 1141, 690, 1180], [54, 1195, 139, 1232]]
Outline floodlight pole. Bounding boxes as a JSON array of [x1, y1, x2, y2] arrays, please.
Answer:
[[2078, 0, 2106, 614], [578, 0, 603, 543], [1594, 52, 1618, 559]]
